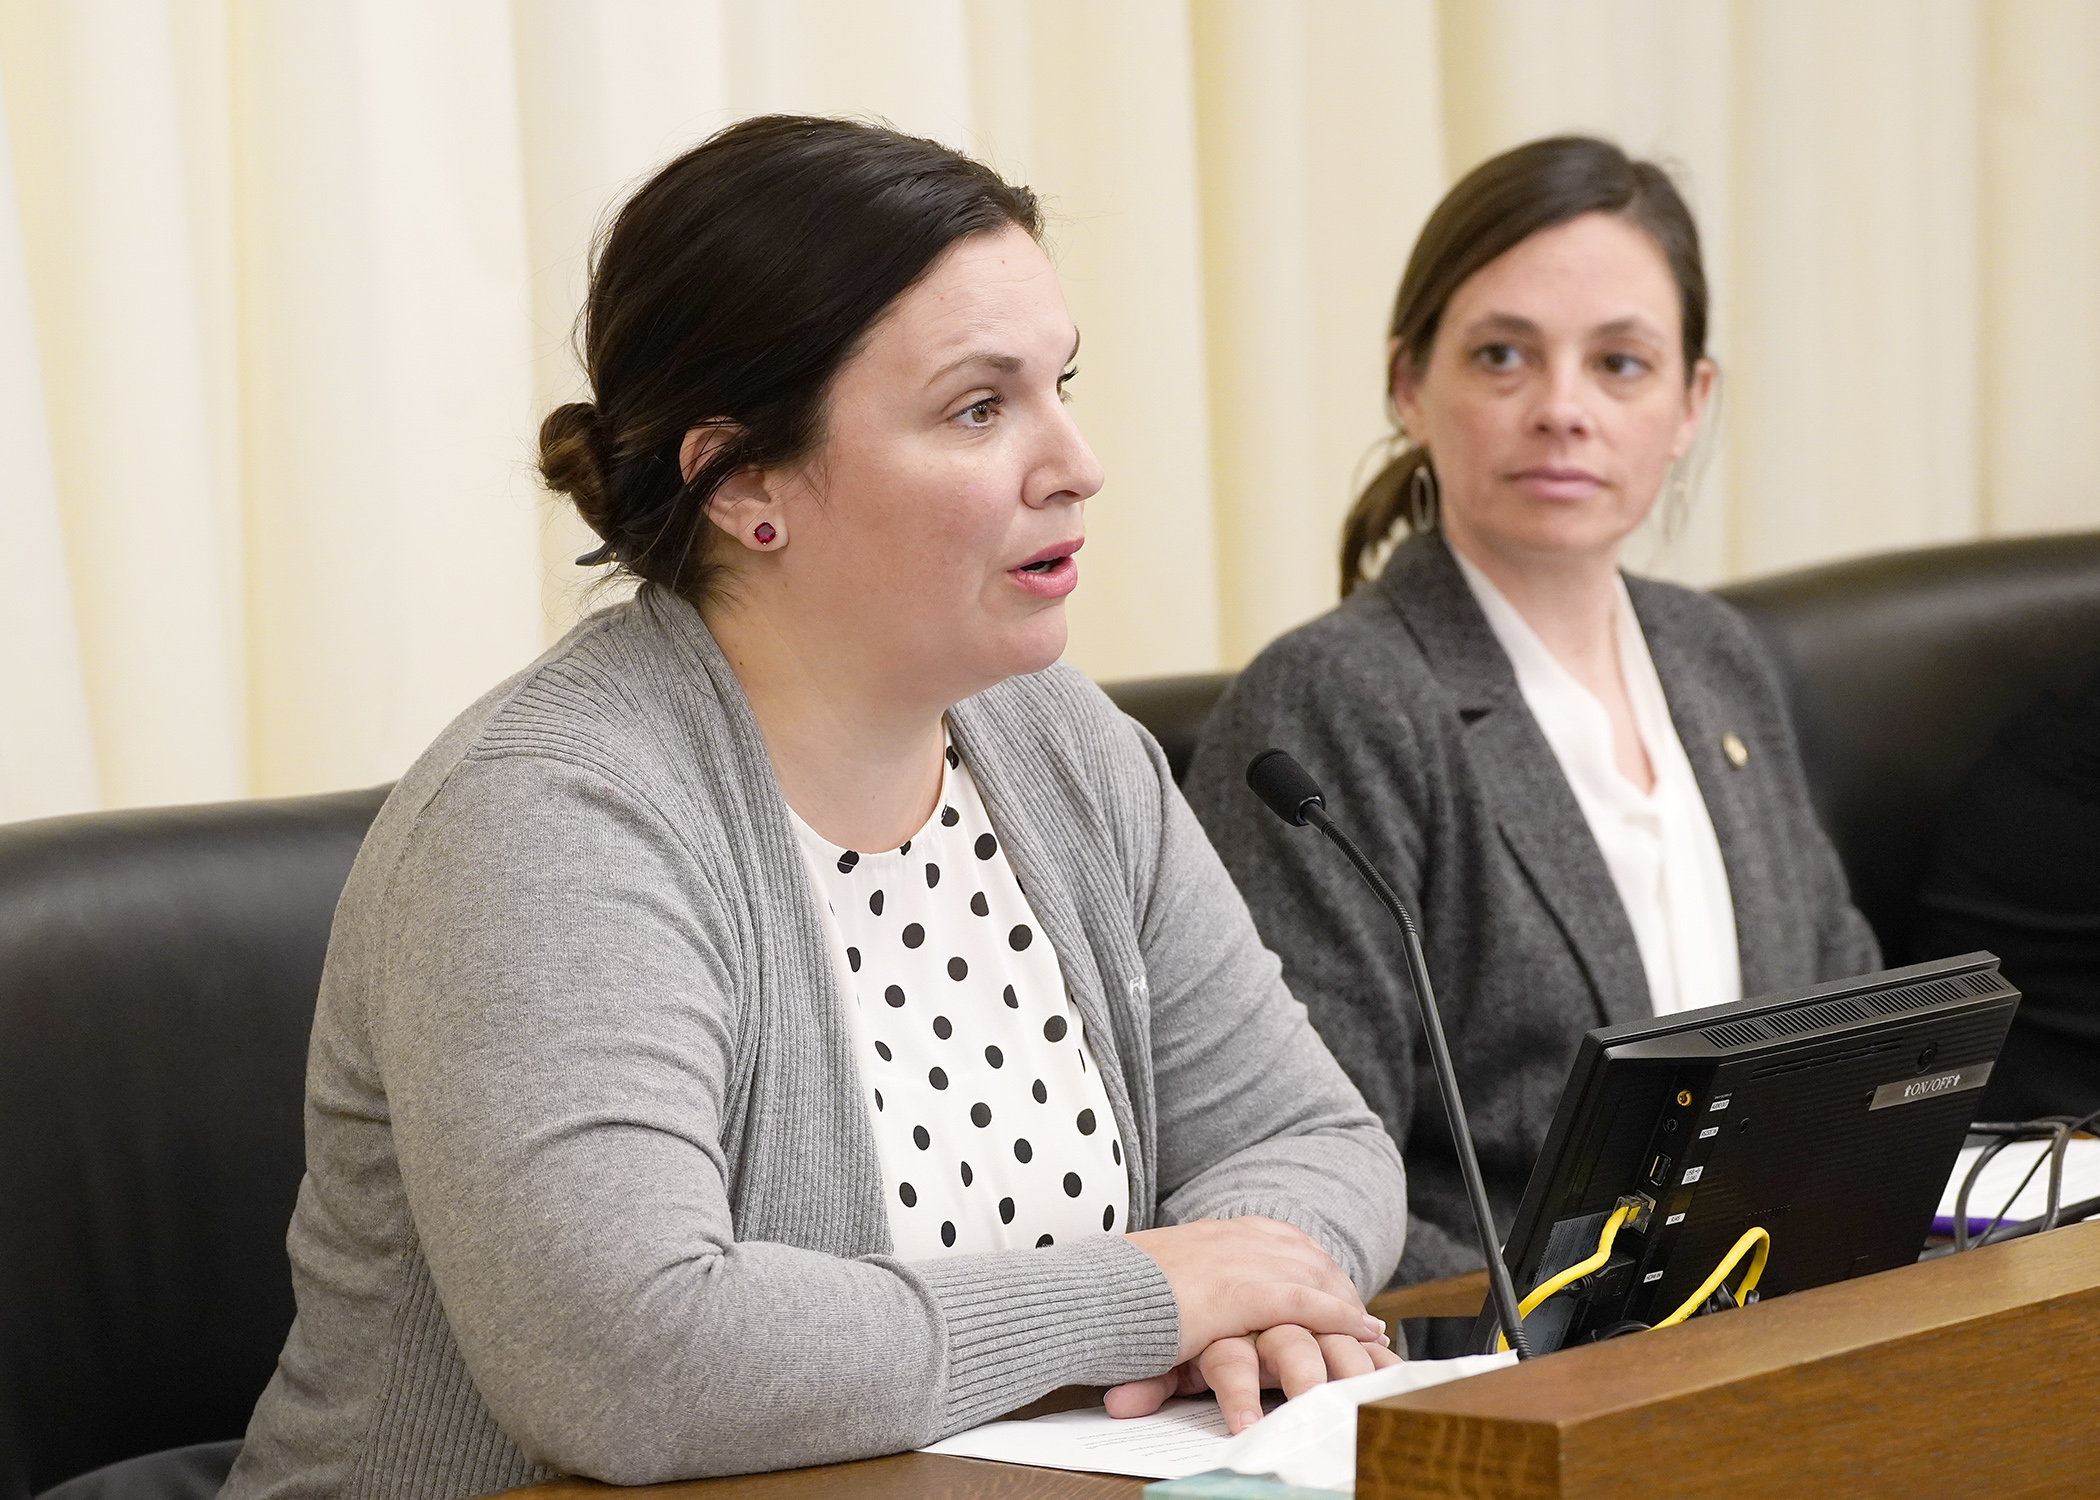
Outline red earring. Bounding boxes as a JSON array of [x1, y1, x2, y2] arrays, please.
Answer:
[[753, 523, 777, 545]]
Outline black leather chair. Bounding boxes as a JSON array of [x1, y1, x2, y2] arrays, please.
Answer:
[[0, 788, 388, 1498], [1712, 532, 2100, 962]]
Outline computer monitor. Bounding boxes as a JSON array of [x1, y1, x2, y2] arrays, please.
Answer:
[[1471, 952, 2019, 1355]]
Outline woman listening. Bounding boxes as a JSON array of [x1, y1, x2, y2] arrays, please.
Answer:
[[1184, 137, 1877, 1326], [223, 116, 1403, 1500]]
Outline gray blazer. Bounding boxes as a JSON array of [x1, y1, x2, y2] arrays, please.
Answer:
[[1184, 534, 1879, 1290], [223, 586, 1403, 1500]]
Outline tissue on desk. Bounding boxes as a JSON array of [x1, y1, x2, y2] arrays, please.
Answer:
[[1199, 1351, 1518, 1495]]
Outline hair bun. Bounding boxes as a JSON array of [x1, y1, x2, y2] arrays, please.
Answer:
[[537, 401, 615, 552]]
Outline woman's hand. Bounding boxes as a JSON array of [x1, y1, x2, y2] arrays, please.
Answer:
[[1110, 1217, 1394, 1430], [1106, 1327, 1402, 1433]]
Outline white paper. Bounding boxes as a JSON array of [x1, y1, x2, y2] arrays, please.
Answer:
[[1210, 1353, 1517, 1494], [1937, 1137, 2100, 1227], [920, 1354, 1516, 1486], [922, 1398, 1233, 1479]]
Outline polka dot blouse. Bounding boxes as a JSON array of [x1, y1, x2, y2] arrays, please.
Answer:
[[790, 738, 1130, 1259]]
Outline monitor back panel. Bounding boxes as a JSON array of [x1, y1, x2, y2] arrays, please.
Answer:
[[1487, 957, 2018, 1351]]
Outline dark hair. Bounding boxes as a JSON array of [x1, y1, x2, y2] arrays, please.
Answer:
[[1339, 136, 1709, 595], [539, 116, 1041, 602]]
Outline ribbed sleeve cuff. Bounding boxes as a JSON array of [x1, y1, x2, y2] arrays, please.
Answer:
[[912, 1235, 1181, 1435]]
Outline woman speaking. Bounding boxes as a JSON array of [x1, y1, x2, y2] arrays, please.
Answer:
[[1185, 137, 1878, 1325], [223, 117, 1403, 1499]]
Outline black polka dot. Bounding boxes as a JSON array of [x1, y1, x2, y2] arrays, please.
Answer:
[[902, 923, 925, 949], [869, 890, 884, 916], [975, 833, 998, 860], [984, 1044, 1004, 1068], [912, 1125, 930, 1150], [960, 1161, 973, 1186], [885, 984, 906, 1008], [874, 1040, 892, 1061], [899, 839, 911, 856], [1014, 1138, 1033, 1163], [1044, 1015, 1068, 1042], [941, 806, 959, 826], [970, 892, 989, 917], [948, 956, 968, 981], [1008, 924, 1032, 951], [874, 1089, 883, 1111], [999, 1196, 1015, 1223], [947, 745, 960, 768], [837, 850, 860, 873], [971, 1102, 992, 1127], [1031, 1079, 1047, 1104], [928, 1066, 949, 1090], [1077, 1109, 1096, 1135], [1002, 985, 1019, 1009], [932, 1015, 952, 1040], [1112, 1140, 1122, 1165], [941, 1220, 956, 1248], [1077, 1048, 1086, 1071], [1103, 1205, 1117, 1231], [1036, 1233, 1054, 1247], [1063, 1172, 1082, 1198], [925, 863, 941, 888], [899, 1182, 916, 1207], [847, 946, 861, 972]]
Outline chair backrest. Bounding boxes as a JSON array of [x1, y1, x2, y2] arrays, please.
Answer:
[[1102, 532, 2100, 967], [0, 787, 388, 1497], [1713, 531, 2100, 962], [1099, 673, 1235, 786]]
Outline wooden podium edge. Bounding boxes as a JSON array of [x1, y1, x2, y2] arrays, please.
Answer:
[[1358, 1218, 2100, 1500], [1368, 1270, 1489, 1325]]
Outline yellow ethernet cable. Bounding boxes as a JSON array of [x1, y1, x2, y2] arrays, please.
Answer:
[[1653, 1226, 1771, 1329], [1496, 1203, 1633, 1353]]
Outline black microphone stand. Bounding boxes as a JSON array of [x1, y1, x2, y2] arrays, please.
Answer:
[[1247, 750, 1534, 1359]]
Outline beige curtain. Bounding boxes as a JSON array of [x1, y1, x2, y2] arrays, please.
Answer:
[[2, 0, 2095, 819]]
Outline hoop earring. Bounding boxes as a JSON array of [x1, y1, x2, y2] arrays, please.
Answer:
[[1408, 459, 1441, 532], [1661, 461, 1691, 538]]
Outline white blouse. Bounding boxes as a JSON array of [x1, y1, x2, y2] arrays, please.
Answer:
[[790, 738, 1130, 1258], [1453, 551, 1742, 1017]]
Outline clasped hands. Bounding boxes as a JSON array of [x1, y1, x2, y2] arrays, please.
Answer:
[[1113, 1216, 1399, 1435]]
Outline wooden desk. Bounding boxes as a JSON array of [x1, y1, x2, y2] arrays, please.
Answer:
[[508, 1453, 1140, 1499], [1366, 1270, 1487, 1324], [1360, 1218, 2100, 1498], [496, 1381, 1151, 1498]]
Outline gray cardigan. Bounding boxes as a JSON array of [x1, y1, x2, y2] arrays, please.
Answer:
[[223, 587, 1405, 1500], [1183, 535, 1879, 1291]]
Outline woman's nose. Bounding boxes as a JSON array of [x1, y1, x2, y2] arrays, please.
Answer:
[[1035, 406, 1104, 508], [1532, 363, 1594, 439]]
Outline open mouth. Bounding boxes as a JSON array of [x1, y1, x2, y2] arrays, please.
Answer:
[[1009, 539, 1083, 598]]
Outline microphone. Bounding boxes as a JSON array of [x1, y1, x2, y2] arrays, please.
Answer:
[[1246, 749, 1534, 1360]]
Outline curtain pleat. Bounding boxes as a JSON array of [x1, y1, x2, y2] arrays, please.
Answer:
[[1, 0, 2095, 814], [0, 92, 97, 820]]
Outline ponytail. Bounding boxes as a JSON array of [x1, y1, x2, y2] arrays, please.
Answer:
[[1339, 446, 1436, 597]]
